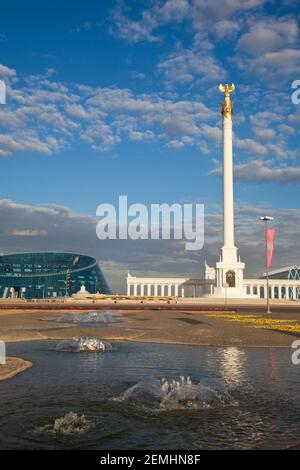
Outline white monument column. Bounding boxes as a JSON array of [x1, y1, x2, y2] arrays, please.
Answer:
[[223, 95, 234, 250], [213, 84, 246, 298]]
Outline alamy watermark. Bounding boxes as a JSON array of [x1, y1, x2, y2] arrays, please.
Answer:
[[0, 80, 6, 104], [291, 340, 300, 365], [0, 341, 6, 365], [291, 80, 300, 104], [96, 196, 204, 251]]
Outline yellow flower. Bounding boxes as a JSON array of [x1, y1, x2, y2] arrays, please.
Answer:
[[207, 312, 300, 333]]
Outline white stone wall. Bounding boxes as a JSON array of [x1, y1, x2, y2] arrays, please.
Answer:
[[126, 274, 213, 297]]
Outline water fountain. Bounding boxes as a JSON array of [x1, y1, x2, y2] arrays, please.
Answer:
[[55, 337, 113, 352], [37, 412, 94, 435], [56, 310, 124, 325], [117, 376, 237, 410]]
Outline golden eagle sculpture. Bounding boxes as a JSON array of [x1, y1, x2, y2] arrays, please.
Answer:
[[219, 83, 235, 97], [219, 83, 235, 118]]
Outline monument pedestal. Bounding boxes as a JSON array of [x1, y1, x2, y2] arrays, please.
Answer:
[[213, 246, 247, 298], [212, 286, 247, 298]]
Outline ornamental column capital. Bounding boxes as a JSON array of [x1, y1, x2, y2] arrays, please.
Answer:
[[219, 83, 235, 119]]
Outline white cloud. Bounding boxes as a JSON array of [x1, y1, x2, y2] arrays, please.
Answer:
[[277, 124, 296, 136], [250, 111, 282, 128], [162, 115, 200, 136], [81, 122, 121, 151], [248, 48, 300, 81], [0, 63, 217, 156], [110, 3, 160, 44], [110, 0, 268, 44], [0, 133, 58, 155], [210, 160, 300, 183], [234, 161, 300, 183], [235, 137, 268, 156], [235, 18, 300, 82], [200, 124, 222, 142], [166, 139, 184, 149], [212, 20, 241, 39], [0, 56, 297, 178], [0, 64, 16, 79], [128, 130, 155, 141], [131, 71, 146, 80], [253, 128, 276, 140], [288, 109, 300, 126], [12, 229, 47, 237], [158, 48, 226, 85], [65, 103, 89, 119], [237, 19, 298, 56], [267, 143, 297, 160]]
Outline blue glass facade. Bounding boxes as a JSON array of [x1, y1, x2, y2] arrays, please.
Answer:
[[0, 252, 110, 299]]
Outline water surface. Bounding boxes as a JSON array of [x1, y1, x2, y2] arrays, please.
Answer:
[[0, 341, 299, 449]]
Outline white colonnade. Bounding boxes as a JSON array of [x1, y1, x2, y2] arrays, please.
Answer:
[[244, 279, 300, 300], [126, 274, 212, 298], [126, 274, 300, 300]]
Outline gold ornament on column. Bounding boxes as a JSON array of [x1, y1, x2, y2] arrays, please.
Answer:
[[219, 83, 235, 118]]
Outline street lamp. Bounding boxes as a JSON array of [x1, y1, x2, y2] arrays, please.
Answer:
[[223, 282, 229, 306], [259, 216, 274, 314], [66, 268, 71, 297]]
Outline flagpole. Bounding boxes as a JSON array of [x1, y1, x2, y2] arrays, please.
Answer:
[[265, 220, 270, 314], [260, 216, 274, 314]]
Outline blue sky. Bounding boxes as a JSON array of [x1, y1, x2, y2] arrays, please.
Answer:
[[0, 0, 300, 290]]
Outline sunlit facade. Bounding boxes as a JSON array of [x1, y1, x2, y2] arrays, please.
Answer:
[[260, 265, 300, 299], [0, 252, 110, 299]]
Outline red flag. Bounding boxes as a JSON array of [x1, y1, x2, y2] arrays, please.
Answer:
[[267, 228, 276, 268]]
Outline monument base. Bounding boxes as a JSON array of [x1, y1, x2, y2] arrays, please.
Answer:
[[212, 285, 248, 298], [212, 247, 250, 298], [215, 255, 245, 289]]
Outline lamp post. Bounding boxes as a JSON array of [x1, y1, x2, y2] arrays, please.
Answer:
[[259, 216, 274, 314], [223, 282, 229, 306], [66, 269, 71, 297]]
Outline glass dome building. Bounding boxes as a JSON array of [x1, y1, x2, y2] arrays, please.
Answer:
[[288, 265, 300, 299], [0, 252, 110, 299]]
